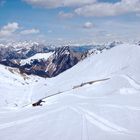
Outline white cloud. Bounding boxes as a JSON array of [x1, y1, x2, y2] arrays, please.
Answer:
[[20, 29, 40, 35], [24, 0, 96, 8], [0, 23, 41, 42], [83, 22, 94, 29], [75, 0, 140, 17], [24, 0, 140, 17], [0, 22, 19, 37], [58, 11, 74, 19]]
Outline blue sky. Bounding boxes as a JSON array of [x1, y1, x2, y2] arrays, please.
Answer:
[[0, 0, 140, 44]]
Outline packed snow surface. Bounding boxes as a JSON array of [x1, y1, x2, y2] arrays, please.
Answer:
[[0, 44, 140, 140]]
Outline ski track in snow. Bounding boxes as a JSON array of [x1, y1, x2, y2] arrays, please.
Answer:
[[69, 105, 140, 140], [97, 104, 140, 111], [0, 115, 43, 130], [70, 106, 128, 133], [0, 74, 140, 135], [119, 74, 140, 90], [0, 106, 67, 130]]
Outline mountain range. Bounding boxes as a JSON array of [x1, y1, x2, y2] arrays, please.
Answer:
[[0, 41, 121, 77]]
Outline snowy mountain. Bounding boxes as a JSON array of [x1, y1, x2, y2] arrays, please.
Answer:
[[20, 52, 54, 65], [0, 43, 140, 140], [0, 41, 117, 78], [0, 45, 89, 77], [0, 41, 53, 60]]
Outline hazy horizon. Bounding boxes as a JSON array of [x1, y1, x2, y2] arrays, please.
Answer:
[[0, 0, 140, 44]]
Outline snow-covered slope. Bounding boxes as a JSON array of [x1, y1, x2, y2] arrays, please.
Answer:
[[0, 65, 42, 108], [0, 44, 140, 140], [20, 52, 53, 65], [32, 44, 140, 101]]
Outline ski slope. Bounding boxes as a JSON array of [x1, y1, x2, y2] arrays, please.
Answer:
[[0, 44, 140, 140], [0, 65, 43, 108]]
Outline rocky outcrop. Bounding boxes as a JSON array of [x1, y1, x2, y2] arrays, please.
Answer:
[[19, 46, 87, 77]]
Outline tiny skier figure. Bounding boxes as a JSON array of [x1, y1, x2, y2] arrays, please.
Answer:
[[32, 100, 45, 107]]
